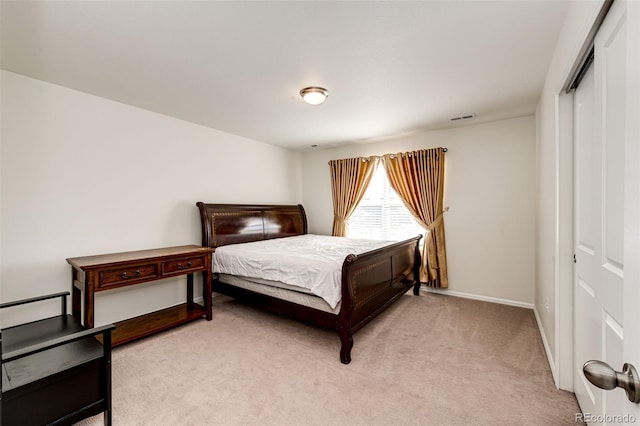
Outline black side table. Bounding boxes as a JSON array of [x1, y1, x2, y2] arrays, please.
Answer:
[[1, 292, 114, 425]]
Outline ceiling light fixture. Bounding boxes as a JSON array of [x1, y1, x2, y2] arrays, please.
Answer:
[[300, 86, 329, 105]]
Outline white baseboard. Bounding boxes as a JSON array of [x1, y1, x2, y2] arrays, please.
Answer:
[[207, 286, 533, 310], [420, 286, 535, 310], [533, 305, 559, 387], [196, 292, 222, 303]]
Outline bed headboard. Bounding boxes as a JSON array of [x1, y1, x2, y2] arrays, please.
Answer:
[[196, 202, 308, 248]]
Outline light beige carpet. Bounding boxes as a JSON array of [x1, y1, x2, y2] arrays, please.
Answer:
[[77, 293, 582, 425]]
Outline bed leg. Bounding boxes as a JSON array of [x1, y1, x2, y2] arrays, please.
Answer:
[[339, 332, 353, 364], [337, 319, 353, 364], [413, 282, 421, 295]]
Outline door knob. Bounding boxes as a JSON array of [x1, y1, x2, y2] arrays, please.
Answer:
[[583, 360, 640, 403]]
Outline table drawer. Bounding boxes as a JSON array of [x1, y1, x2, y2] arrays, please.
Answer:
[[162, 256, 205, 276], [99, 264, 158, 288]]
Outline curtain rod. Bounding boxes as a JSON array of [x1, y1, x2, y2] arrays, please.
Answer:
[[328, 147, 447, 164]]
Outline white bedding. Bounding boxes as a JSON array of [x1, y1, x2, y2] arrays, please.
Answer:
[[213, 234, 394, 309]]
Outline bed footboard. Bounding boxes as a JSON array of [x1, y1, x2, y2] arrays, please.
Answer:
[[337, 235, 422, 363]]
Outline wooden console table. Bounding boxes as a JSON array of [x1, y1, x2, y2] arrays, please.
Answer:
[[67, 245, 214, 346]]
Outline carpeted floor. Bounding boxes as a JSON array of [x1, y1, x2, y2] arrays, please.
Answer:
[[77, 292, 582, 425]]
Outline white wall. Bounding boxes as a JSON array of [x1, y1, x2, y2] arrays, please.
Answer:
[[0, 71, 302, 327], [302, 116, 536, 306], [535, 0, 605, 390]]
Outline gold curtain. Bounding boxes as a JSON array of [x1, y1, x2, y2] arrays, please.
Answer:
[[329, 157, 378, 237], [383, 148, 448, 287]]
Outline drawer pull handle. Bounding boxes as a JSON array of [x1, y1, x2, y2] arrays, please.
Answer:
[[177, 262, 193, 270], [121, 270, 141, 279]]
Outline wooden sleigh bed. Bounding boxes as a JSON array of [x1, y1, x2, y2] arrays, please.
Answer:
[[197, 202, 422, 364]]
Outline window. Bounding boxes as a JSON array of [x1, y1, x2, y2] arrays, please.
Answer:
[[348, 166, 424, 241]]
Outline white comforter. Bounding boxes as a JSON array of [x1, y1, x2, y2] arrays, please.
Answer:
[[213, 234, 394, 309]]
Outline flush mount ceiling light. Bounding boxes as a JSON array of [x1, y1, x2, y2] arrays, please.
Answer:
[[300, 86, 329, 105]]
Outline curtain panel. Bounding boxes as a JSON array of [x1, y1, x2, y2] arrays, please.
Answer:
[[383, 148, 448, 287], [329, 157, 378, 237]]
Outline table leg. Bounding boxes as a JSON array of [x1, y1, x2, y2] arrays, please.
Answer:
[[187, 273, 194, 310], [84, 279, 94, 328], [203, 270, 212, 320], [72, 283, 81, 322]]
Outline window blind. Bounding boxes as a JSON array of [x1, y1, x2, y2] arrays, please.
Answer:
[[348, 167, 424, 241]]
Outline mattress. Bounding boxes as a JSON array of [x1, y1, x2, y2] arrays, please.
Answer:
[[213, 234, 394, 309], [217, 273, 340, 314]]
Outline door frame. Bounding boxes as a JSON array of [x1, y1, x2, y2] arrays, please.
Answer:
[[556, 88, 574, 391], [622, 1, 640, 419]]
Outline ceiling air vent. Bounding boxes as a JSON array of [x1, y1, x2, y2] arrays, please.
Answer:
[[450, 113, 476, 122]]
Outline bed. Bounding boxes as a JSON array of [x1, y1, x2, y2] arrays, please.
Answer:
[[196, 202, 422, 364]]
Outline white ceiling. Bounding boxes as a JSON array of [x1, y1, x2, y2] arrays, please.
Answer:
[[1, 1, 568, 151]]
